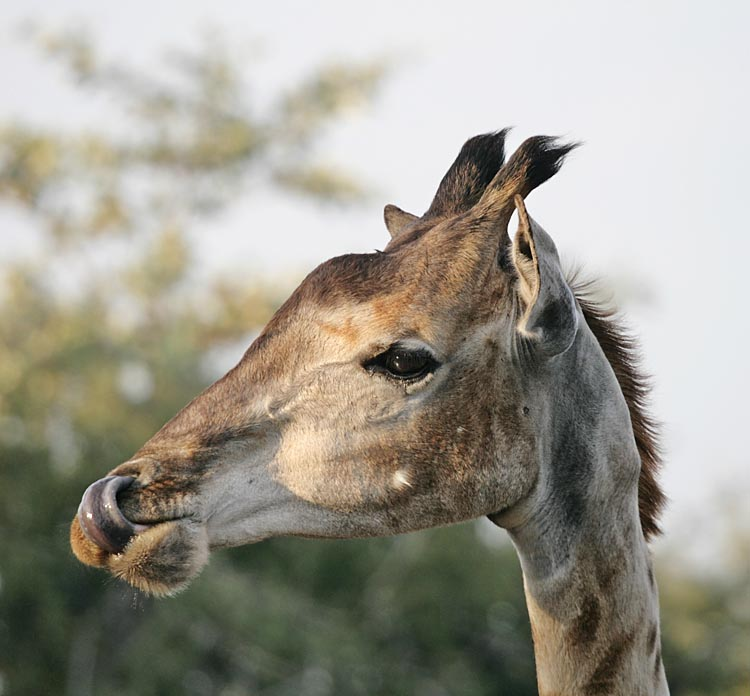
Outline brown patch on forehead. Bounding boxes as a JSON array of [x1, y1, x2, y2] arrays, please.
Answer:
[[298, 252, 400, 306], [234, 252, 405, 383], [318, 316, 362, 345], [256, 252, 397, 343], [261, 226, 503, 354]]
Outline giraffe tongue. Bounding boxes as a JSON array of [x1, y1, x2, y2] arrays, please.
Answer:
[[77, 476, 150, 554]]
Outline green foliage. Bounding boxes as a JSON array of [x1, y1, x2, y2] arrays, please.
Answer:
[[657, 550, 750, 696], [0, 28, 747, 696]]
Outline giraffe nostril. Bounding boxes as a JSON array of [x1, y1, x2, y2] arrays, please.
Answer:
[[77, 476, 150, 554]]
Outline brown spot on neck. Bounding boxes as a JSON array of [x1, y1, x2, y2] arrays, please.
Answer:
[[584, 631, 635, 695], [569, 595, 601, 646], [594, 550, 620, 593]]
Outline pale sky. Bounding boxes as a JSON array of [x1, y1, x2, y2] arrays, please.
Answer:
[[2, 0, 749, 568]]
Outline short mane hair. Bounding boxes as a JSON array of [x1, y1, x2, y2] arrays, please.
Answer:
[[571, 277, 666, 539]]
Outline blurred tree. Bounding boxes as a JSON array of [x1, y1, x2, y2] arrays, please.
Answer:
[[0, 26, 747, 696], [656, 505, 750, 696]]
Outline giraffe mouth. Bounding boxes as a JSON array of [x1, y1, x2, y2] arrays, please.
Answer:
[[72, 475, 210, 595], [77, 475, 151, 554]]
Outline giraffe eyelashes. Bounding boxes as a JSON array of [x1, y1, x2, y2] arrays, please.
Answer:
[[363, 343, 440, 383]]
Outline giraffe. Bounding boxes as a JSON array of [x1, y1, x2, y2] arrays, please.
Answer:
[[71, 130, 669, 695]]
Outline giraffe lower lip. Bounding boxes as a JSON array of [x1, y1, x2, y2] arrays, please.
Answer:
[[77, 475, 151, 554]]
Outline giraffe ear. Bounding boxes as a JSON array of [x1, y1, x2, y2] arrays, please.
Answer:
[[384, 204, 419, 239], [511, 195, 578, 357]]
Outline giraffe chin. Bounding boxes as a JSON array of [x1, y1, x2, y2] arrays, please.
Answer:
[[70, 517, 209, 597]]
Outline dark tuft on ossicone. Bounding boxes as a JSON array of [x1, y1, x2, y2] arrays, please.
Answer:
[[491, 135, 580, 200], [425, 129, 510, 218]]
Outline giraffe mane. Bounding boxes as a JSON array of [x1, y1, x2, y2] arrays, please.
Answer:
[[568, 274, 666, 540]]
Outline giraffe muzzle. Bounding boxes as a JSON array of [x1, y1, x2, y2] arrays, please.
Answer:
[[77, 475, 150, 554]]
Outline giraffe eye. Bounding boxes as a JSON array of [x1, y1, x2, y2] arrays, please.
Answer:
[[365, 344, 438, 381]]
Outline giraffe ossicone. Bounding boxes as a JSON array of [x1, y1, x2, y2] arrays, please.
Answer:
[[71, 129, 668, 695]]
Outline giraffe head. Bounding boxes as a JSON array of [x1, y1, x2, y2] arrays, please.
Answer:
[[71, 131, 582, 595]]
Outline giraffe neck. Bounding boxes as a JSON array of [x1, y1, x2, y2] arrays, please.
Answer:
[[509, 503, 668, 696], [498, 327, 669, 695]]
